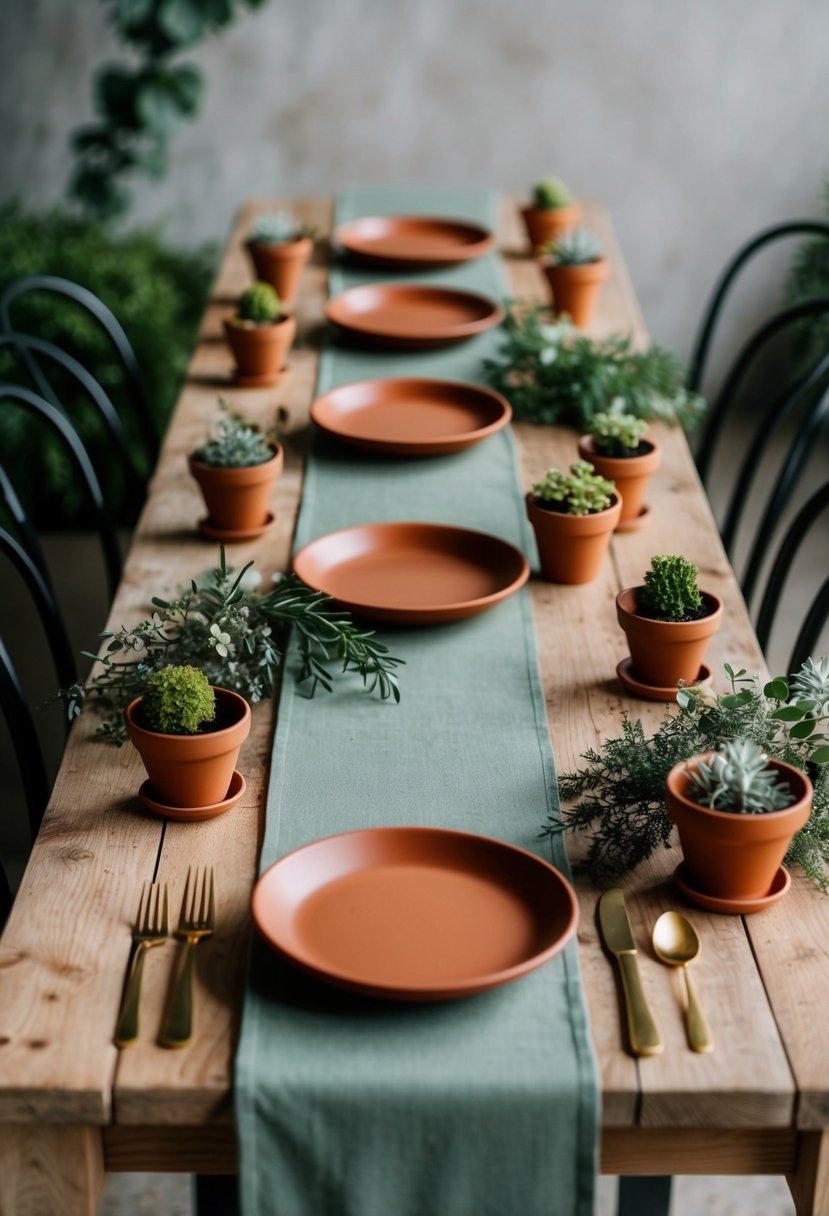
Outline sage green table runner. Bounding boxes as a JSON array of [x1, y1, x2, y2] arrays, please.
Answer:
[[236, 187, 598, 1216]]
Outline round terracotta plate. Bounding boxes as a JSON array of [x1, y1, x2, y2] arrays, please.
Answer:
[[138, 769, 246, 823], [335, 215, 495, 267], [199, 511, 276, 543], [325, 284, 504, 349], [293, 521, 529, 624], [252, 826, 578, 1001], [310, 378, 512, 456], [674, 861, 790, 915]]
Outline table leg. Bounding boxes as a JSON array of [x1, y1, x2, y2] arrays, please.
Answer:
[[617, 1176, 672, 1216], [0, 1125, 104, 1216], [788, 1131, 829, 1216]]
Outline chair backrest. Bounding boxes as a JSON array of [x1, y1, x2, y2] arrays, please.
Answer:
[[754, 482, 829, 674], [687, 220, 829, 395], [0, 383, 122, 600], [0, 274, 158, 465]]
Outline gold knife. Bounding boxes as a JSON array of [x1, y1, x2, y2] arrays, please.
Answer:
[[598, 888, 663, 1057]]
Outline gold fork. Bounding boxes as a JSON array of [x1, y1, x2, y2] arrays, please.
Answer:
[[160, 866, 216, 1049], [114, 881, 169, 1047]]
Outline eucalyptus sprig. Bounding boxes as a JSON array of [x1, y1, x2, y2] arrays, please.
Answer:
[[484, 305, 704, 430], [57, 548, 403, 745], [545, 660, 829, 889]]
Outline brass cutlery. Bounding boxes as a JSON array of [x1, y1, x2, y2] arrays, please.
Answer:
[[160, 866, 216, 1049], [114, 881, 169, 1047], [652, 911, 714, 1053], [598, 888, 663, 1057]]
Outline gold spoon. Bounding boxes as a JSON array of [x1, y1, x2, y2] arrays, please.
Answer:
[[652, 911, 714, 1053]]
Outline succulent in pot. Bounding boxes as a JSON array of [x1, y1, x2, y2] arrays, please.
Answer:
[[125, 665, 251, 811], [616, 555, 723, 692], [526, 459, 621, 584], [577, 406, 660, 530], [520, 175, 581, 252], [224, 281, 296, 387], [188, 401, 285, 536], [665, 739, 812, 902], [245, 211, 315, 306], [540, 228, 608, 329]]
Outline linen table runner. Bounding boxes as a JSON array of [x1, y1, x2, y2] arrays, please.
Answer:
[[236, 187, 598, 1216]]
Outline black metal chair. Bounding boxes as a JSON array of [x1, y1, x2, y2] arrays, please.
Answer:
[[0, 273, 158, 466]]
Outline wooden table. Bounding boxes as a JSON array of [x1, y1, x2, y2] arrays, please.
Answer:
[[1, 196, 828, 1216]]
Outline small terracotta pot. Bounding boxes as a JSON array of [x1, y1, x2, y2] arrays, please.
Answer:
[[520, 203, 581, 252], [577, 434, 661, 527], [125, 688, 251, 810], [189, 443, 283, 532], [224, 314, 296, 383], [616, 587, 723, 689], [526, 492, 621, 584], [541, 257, 609, 328], [245, 236, 313, 306], [665, 755, 812, 901]]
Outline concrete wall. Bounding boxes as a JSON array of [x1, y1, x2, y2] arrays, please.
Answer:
[[2, 0, 829, 360]]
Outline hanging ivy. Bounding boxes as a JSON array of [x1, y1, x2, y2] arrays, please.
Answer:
[[69, 0, 268, 220]]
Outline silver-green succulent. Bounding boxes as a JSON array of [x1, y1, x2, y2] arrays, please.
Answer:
[[248, 211, 314, 244], [196, 401, 274, 468], [789, 656, 829, 713], [545, 228, 603, 266], [689, 739, 795, 814]]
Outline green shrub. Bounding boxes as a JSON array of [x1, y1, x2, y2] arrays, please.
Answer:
[[140, 665, 215, 735], [0, 202, 215, 525], [531, 460, 615, 515], [638, 555, 702, 621], [237, 282, 281, 324], [532, 177, 573, 210]]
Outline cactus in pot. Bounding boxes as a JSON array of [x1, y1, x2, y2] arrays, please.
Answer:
[[224, 281, 296, 387], [520, 174, 581, 251]]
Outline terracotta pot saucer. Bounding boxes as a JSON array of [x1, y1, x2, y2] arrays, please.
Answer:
[[616, 656, 712, 701], [674, 861, 790, 915], [614, 505, 650, 533], [199, 512, 276, 542], [138, 770, 246, 822], [233, 367, 287, 389]]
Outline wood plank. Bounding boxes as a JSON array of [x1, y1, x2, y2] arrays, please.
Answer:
[[0, 1125, 104, 1216], [788, 1130, 829, 1216]]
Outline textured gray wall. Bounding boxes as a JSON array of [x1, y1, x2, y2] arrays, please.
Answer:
[[2, 0, 829, 358]]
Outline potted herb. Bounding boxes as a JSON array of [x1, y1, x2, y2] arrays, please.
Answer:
[[245, 211, 315, 306], [224, 281, 296, 387], [665, 739, 812, 902], [540, 229, 608, 329], [577, 408, 661, 530], [616, 555, 723, 691], [125, 665, 251, 811], [188, 402, 284, 536], [526, 460, 621, 584], [520, 176, 581, 252]]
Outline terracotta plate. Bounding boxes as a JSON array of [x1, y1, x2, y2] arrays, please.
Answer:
[[310, 378, 512, 456], [335, 215, 495, 267], [325, 284, 504, 348], [293, 521, 529, 624], [252, 826, 578, 1001]]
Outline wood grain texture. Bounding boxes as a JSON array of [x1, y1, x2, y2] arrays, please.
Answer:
[[0, 193, 822, 1184], [0, 1125, 104, 1216]]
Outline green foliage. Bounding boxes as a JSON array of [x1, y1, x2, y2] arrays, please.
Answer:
[[0, 202, 214, 526], [790, 656, 829, 712], [588, 408, 649, 456], [69, 0, 268, 219], [531, 460, 615, 516], [784, 177, 829, 363], [237, 282, 281, 324], [248, 212, 316, 244], [543, 228, 603, 266], [141, 664, 215, 734], [532, 176, 573, 210], [57, 547, 404, 744], [195, 400, 276, 468], [545, 661, 829, 888], [639, 555, 702, 622], [689, 738, 795, 813], [484, 307, 705, 430]]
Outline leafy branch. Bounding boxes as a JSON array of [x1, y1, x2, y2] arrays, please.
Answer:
[[57, 548, 403, 744], [69, 0, 268, 219], [484, 305, 705, 430], [546, 661, 829, 890]]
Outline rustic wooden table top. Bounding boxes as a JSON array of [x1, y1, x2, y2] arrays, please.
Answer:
[[1, 195, 828, 1215]]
